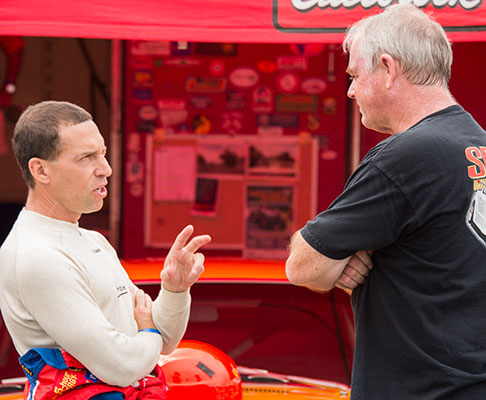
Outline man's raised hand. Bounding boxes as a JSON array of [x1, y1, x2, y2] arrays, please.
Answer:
[[161, 225, 212, 293]]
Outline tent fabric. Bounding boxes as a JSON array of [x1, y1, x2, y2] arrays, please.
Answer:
[[0, 0, 485, 43]]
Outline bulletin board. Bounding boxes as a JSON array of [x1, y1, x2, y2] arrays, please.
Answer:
[[122, 40, 349, 259], [144, 134, 318, 258]]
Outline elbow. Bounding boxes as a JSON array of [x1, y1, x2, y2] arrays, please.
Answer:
[[285, 255, 306, 285], [161, 342, 177, 355], [90, 342, 160, 387], [100, 366, 144, 387], [160, 330, 185, 355]]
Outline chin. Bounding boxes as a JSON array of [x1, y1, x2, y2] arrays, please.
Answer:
[[362, 118, 389, 135], [84, 202, 104, 214]]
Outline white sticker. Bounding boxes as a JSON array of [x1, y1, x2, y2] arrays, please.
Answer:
[[229, 68, 259, 88], [301, 78, 327, 94]]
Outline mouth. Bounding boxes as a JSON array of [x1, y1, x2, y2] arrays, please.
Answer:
[[94, 185, 108, 197]]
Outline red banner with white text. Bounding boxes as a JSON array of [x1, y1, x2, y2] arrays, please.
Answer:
[[0, 0, 485, 43]]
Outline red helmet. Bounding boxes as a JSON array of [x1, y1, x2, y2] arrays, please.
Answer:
[[159, 340, 242, 400]]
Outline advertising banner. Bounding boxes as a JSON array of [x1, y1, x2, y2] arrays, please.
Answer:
[[0, 0, 485, 42]]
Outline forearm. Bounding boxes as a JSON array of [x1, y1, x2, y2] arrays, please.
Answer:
[[152, 287, 191, 355], [20, 266, 163, 386], [61, 319, 162, 386], [286, 231, 350, 291]]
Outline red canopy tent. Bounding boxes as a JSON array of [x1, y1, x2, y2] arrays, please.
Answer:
[[0, 0, 485, 42]]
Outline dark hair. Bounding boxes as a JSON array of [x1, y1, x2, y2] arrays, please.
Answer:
[[12, 101, 92, 188]]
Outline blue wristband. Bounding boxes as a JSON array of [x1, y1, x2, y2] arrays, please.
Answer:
[[138, 328, 161, 335]]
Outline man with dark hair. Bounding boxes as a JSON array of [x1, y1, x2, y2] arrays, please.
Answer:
[[286, 4, 486, 398], [0, 100, 211, 388]]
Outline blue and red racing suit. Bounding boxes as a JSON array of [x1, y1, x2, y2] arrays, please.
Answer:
[[19, 348, 167, 400]]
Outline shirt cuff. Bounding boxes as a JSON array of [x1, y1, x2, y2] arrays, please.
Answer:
[[158, 286, 191, 311]]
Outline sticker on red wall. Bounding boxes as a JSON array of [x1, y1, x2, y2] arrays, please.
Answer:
[[252, 85, 273, 113], [195, 43, 237, 56], [164, 58, 202, 67], [132, 89, 153, 101], [157, 98, 186, 110], [186, 77, 227, 93], [301, 78, 327, 94], [209, 59, 225, 76], [276, 94, 318, 113], [177, 123, 190, 133], [321, 150, 338, 161], [131, 41, 170, 56], [133, 70, 153, 88], [129, 183, 144, 198], [257, 113, 299, 128], [127, 133, 141, 153], [190, 96, 212, 109], [276, 72, 299, 93], [226, 91, 246, 110], [192, 115, 211, 134], [130, 57, 154, 69], [222, 111, 243, 134], [137, 120, 156, 133], [137, 105, 158, 121], [170, 41, 192, 56], [257, 126, 283, 136], [306, 114, 320, 131], [323, 97, 337, 115], [277, 56, 308, 70], [160, 110, 188, 127], [289, 43, 325, 57], [257, 60, 277, 74], [126, 160, 144, 184], [229, 68, 259, 88]]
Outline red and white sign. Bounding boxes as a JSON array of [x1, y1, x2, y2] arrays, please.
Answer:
[[0, 0, 484, 42], [274, 0, 486, 32]]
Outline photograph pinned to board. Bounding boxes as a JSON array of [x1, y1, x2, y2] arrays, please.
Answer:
[[153, 145, 196, 201], [248, 140, 297, 177], [244, 184, 294, 259], [197, 140, 246, 176], [191, 177, 220, 216]]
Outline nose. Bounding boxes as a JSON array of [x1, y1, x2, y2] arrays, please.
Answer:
[[347, 82, 355, 99], [96, 155, 113, 178]]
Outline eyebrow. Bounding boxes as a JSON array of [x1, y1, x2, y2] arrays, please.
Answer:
[[345, 67, 355, 75], [79, 146, 107, 157]]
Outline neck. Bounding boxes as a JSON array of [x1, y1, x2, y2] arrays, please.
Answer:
[[25, 190, 80, 223], [389, 83, 456, 134]]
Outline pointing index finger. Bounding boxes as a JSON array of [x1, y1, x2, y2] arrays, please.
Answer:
[[170, 225, 195, 252]]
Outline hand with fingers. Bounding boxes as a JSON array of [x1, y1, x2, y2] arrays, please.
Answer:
[[161, 225, 212, 293], [335, 250, 373, 293], [133, 289, 157, 331]]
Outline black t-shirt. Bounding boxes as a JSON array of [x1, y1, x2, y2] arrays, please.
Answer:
[[302, 105, 486, 399]]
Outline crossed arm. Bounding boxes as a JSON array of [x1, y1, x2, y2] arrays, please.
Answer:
[[285, 230, 372, 293]]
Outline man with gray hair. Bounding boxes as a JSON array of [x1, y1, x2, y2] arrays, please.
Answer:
[[286, 3, 486, 398]]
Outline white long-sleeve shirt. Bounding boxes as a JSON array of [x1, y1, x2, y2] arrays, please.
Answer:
[[0, 209, 190, 386]]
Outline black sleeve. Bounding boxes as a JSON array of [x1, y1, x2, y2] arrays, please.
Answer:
[[301, 162, 417, 259]]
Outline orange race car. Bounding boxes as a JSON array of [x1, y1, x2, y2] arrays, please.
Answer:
[[0, 259, 353, 400]]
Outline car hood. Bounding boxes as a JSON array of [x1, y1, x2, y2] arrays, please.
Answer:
[[239, 366, 350, 399]]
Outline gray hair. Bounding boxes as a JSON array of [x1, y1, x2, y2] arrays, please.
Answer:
[[12, 101, 92, 188], [343, 3, 452, 87]]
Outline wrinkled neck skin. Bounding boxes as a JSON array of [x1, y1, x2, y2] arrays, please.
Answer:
[[25, 188, 81, 223], [383, 77, 457, 135]]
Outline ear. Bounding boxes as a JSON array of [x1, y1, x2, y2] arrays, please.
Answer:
[[28, 157, 51, 185], [379, 54, 398, 90]]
